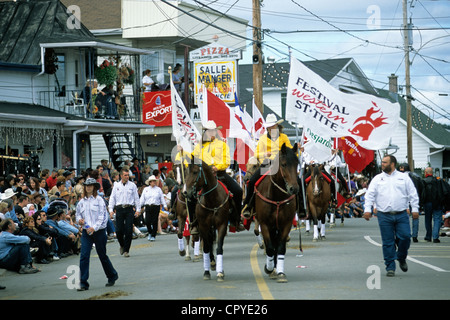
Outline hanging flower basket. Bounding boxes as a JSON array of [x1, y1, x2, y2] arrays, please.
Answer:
[[120, 65, 135, 85], [94, 60, 118, 86]]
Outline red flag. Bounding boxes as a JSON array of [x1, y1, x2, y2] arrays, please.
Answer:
[[338, 136, 374, 173]]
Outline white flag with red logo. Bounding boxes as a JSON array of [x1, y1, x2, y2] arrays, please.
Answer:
[[171, 78, 201, 153], [286, 57, 400, 150]]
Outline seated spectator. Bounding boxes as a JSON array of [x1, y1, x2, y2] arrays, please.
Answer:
[[0, 202, 8, 222], [0, 218, 39, 274], [45, 204, 76, 258], [35, 211, 59, 260], [19, 216, 52, 264]]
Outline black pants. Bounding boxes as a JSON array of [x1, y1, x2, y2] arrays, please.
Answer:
[[115, 206, 134, 252], [145, 205, 160, 237]]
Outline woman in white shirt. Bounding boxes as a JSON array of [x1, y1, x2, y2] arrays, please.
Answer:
[[140, 175, 167, 241], [142, 69, 154, 92], [76, 178, 118, 291]]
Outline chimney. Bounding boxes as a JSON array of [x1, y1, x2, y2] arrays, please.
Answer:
[[388, 73, 398, 93]]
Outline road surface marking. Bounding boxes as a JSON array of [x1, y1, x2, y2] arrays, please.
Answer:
[[364, 236, 449, 272], [250, 244, 274, 300]]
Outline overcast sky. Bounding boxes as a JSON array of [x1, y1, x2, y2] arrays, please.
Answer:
[[187, 0, 450, 125]]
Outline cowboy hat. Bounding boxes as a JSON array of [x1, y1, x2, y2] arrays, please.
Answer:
[[83, 177, 100, 189], [145, 175, 158, 185], [203, 120, 223, 131], [0, 188, 17, 200], [356, 188, 367, 197], [265, 113, 283, 127], [60, 190, 70, 197]]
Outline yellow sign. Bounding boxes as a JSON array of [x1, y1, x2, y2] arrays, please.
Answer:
[[194, 60, 237, 104]]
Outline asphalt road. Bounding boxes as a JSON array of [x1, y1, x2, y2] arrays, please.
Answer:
[[0, 215, 449, 303]]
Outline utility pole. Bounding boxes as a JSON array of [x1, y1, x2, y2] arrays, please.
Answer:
[[403, 0, 414, 170], [252, 0, 263, 114]]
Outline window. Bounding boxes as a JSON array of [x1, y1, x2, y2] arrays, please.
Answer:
[[55, 54, 66, 97]]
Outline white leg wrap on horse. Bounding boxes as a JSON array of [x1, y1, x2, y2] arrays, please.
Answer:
[[266, 256, 274, 271], [314, 225, 319, 239], [178, 238, 185, 251], [306, 220, 310, 231], [203, 253, 211, 271], [257, 234, 263, 247], [194, 241, 200, 255], [216, 254, 223, 273], [330, 213, 335, 223], [321, 224, 326, 236], [277, 255, 285, 274]]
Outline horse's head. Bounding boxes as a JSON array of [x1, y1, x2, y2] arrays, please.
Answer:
[[184, 156, 203, 200], [309, 164, 325, 197], [244, 156, 260, 182], [278, 143, 299, 196]]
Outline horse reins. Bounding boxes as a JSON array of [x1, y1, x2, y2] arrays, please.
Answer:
[[255, 166, 295, 229], [192, 165, 229, 215]]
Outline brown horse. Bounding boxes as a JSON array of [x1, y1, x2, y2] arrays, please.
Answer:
[[306, 164, 331, 241], [185, 158, 233, 282], [254, 143, 299, 283]]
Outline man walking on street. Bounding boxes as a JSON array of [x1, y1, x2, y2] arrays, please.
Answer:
[[109, 168, 141, 257], [363, 155, 419, 277], [423, 167, 445, 243]]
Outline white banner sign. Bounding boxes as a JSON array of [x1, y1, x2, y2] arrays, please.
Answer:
[[286, 57, 400, 150]]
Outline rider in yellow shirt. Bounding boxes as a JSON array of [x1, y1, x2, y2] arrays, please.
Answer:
[[242, 114, 294, 218], [192, 121, 243, 232]]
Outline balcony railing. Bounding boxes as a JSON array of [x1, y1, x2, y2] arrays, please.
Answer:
[[37, 90, 142, 122]]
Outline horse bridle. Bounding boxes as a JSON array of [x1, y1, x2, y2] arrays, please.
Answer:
[[189, 164, 228, 214]]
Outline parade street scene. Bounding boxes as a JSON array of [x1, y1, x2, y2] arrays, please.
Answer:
[[0, 0, 449, 305]]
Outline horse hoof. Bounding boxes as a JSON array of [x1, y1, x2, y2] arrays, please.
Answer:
[[185, 255, 191, 261], [321, 236, 326, 240], [210, 261, 216, 271], [330, 223, 336, 228], [217, 272, 225, 282], [264, 265, 274, 275], [305, 231, 310, 236], [259, 243, 265, 249], [193, 255, 201, 262], [313, 238, 318, 242], [203, 271, 211, 280], [277, 273, 288, 283], [179, 250, 186, 257], [269, 270, 278, 280]]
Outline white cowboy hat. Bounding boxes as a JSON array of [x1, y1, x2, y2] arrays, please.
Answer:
[[356, 188, 367, 196], [145, 175, 158, 185], [203, 120, 223, 130], [0, 188, 17, 200], [265, 113, 283, 127]]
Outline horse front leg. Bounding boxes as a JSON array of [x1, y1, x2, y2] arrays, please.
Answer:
[[320, 213, 327, 240], [177, 209, 187, 257], [259, 223, 276, 278], [215, 223, 227, 282]]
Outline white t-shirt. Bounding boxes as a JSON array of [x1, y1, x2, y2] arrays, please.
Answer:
[[142, 75, 154, 92]]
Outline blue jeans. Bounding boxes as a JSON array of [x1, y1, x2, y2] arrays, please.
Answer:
[[377, 211, 411, 271], [0, 244, 32, 271], [79, 228, 118, 289], [423, 202, 442, 240]]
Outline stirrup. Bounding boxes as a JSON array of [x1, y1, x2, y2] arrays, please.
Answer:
[[241, 204, 252, 220]]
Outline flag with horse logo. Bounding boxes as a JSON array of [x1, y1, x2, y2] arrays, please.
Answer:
[[286, 57, 400, 150]]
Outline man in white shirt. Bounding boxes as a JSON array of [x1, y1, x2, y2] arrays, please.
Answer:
[[142, 69, 154, 92], [108, 168, 141, 257], [363, 155, 419, 277], [140, 175, 167, 241]]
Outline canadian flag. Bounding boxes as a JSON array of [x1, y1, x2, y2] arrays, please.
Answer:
[[201, 88, 255, 171], [252, 98, 265, 140]]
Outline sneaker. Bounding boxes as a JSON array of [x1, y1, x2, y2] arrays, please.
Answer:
[[398, 259, 408, 272], [18, 265, 39, 274], [386, 270, 395, 277], [433, 239, 440, 243]]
